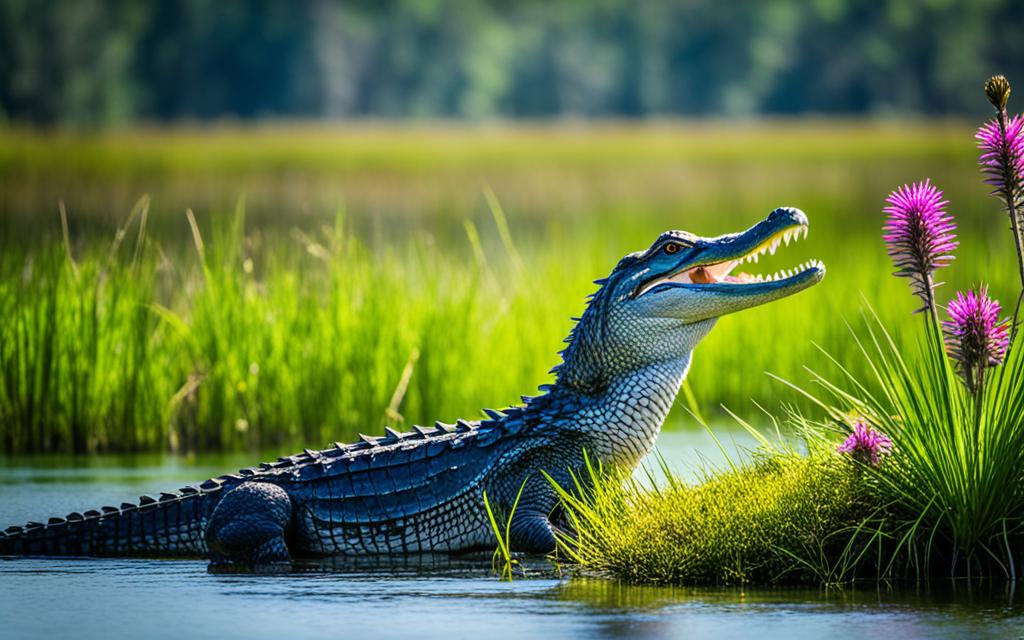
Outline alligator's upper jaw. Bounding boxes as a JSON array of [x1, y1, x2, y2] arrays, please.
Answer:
[[637, 207, 825, 299]]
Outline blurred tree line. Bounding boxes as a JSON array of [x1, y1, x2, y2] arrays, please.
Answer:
[[1, 0, 1022, 125]]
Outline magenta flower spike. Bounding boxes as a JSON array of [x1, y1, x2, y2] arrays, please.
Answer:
[[977, 75, 1024, 332], [883, 180, 958, 316], [837, 421, 892, 466], [977, 114, 1024, 202], [943, 286, 1011, 391]]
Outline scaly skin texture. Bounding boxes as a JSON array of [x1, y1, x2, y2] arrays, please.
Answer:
[[0, 207, 824, 565]]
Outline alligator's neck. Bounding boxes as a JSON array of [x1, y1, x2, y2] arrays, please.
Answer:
[[530, 351, 694, 471], [586, 353, 693, 467], [539, 314, 716, 469]]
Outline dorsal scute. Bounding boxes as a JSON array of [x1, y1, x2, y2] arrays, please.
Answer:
[[240, 394, 555, 484]]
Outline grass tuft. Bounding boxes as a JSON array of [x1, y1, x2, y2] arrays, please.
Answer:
[[550, 450, 873, 585], [483, 477, 529, 581]]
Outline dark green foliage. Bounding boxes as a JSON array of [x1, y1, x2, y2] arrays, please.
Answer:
[[1, 0, 1024, 124]]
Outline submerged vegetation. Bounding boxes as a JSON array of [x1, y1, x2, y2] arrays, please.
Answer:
[[551, 76, 1024, 584]]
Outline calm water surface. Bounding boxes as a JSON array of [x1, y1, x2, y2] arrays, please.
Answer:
[[1, 430, 1021, 640]]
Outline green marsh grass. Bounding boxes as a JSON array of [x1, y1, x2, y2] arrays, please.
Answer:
[[779, 309, 1024, 580], [0, 123, 1019, 453], [483, 477, 529, 581], [549, 451, 872, 585]]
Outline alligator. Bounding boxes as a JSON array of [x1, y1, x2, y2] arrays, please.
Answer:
[[0, 207, 823, 565]]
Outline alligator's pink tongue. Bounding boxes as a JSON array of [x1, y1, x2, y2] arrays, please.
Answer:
[[725, 272, 757, 284]]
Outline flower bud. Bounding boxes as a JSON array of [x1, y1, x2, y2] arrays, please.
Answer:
[[985, 75, 1011, 111]]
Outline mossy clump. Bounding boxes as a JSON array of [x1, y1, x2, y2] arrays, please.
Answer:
[[556, 453, 873, 585]]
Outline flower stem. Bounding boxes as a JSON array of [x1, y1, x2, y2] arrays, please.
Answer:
[[1009, 216, 1024, 336], [924, 272, 940, 329], [994, 109, 1024, 337], [972, 367, 985, 457]]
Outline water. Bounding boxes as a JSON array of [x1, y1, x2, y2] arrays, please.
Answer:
[[1, 430, 1021, 640]]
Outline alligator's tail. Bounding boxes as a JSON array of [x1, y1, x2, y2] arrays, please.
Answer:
[[0, 480, 234, 557]]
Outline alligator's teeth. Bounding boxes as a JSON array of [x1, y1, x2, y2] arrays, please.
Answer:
[[803, 226, 809, 239]]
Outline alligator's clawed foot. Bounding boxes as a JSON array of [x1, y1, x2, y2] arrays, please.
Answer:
[[207, 536, 292, 573], [206, 482, 293, 568]]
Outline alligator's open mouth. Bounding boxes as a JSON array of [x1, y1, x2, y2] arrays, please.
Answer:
[[637, 211, 825, 297]]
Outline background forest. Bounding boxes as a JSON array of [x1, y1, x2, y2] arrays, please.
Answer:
[[2, 0, 1024, 125]]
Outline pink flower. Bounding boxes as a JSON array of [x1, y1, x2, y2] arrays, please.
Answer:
[[883, 180, 958, 313], [977, 114, 1024, 206], [837, 421, 892, 466], [943, 286, 1011, 391]]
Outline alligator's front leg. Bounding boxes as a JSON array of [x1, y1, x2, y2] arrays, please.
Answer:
[[503, 465, 574, 553], [206, 482, 293, 566], [509, 509, 562, 552]]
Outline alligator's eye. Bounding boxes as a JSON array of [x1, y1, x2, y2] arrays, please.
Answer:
[[664, 242, 682, 255]]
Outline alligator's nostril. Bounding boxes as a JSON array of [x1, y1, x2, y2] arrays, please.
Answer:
[[770, 207, 807, 224]]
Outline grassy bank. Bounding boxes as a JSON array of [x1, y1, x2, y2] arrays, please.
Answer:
[[555, 386, 1023, 585], [0, 122, 1019, 453], [552, 451, 874, 585]]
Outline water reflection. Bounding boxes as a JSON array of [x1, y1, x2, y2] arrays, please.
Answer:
[[552, 577, 1023, 640]]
